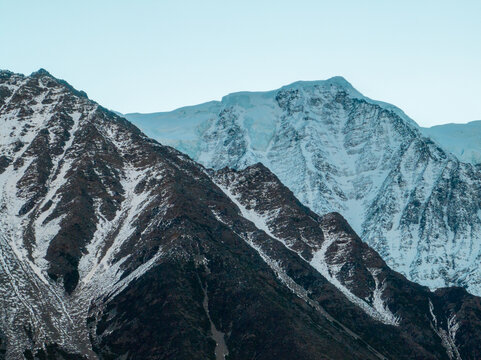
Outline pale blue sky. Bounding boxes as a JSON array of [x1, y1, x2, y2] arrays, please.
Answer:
[[1, 0, 479, 126]]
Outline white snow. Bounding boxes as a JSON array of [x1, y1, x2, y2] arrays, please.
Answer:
[[428, 300, 461, 360], [422, 120, 481, 164], [368, 268, 401, 325]]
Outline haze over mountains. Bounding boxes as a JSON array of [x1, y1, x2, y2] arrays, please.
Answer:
[[126, 77, 481, 297]]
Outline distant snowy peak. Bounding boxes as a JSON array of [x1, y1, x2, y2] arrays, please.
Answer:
[[220, 76, 362, 104], [272, 76, 418, 127], [125, 74, 481, 166], [422, 120, 481, 164], [125, 76, 418, 162], [218, 75, 415, 125], [125, 77, 481, 297]]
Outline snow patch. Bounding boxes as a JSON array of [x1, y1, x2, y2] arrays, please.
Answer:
[[215, 179, 400, 326], [428, 300, 461, 360]]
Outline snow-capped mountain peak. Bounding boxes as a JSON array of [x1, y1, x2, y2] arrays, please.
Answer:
[[126, 77, 481, 297]]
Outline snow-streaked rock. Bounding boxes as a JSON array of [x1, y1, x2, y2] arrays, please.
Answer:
[[126, 78, 481, 296], [2, 69, 481, 359]]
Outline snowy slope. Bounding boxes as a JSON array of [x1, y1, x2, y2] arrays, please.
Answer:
[[421, 121, 481, 164], [126, 78, 481, 296]]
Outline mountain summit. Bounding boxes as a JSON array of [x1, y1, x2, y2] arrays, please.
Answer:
[[126, 77, 481, 296]]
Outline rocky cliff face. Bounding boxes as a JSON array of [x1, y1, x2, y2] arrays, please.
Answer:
[[1, 70, 481, 359], [127, 78, 481, 296]]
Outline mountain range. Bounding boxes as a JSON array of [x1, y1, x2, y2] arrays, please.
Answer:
[[1, 69, 481, 359], [126, 77, 481, 297]]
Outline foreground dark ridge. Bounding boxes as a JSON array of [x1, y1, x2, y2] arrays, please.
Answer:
[[0, 69, 480, 359]]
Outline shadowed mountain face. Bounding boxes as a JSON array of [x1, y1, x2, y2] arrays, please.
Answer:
[[1, 69, 481, 359], [126, 79, 481, 296]]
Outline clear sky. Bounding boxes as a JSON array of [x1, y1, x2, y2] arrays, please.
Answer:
[[1, 0, 480, 127]]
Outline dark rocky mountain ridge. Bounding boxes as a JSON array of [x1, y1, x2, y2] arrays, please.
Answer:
[[0, 69, 480, 359]]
